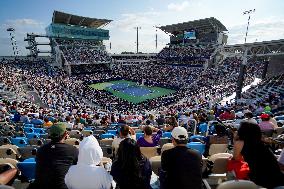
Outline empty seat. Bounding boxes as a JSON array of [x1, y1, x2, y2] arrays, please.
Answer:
[[11, 138, 28, 147], [26, 133, 39, 139], [208, 153, 233, 163], [107, 130, 117, 135], [209, 144, 228, 156], [17, 161, 36, 181], [161, 143, 174, 153], [81, 130, 93, 137], [158, 138, 171, 147], [100, 139, 113, 146], [23, 127, 34, 133], [0, 158, 18, 168], [135, 133, 144, 140], [187, 142, 206, 155], [101, 133, 115, 139], [18, 147, 38, 160], [211, 157, 230, 174], [217, 180, 257, 189], [0, 148, 18, 159], [0, 137, 11, 146], [140, 147, 159, 159], [162, 132, 172, 138], [33, 128, 46, 134], [190, 135, 206, 142], [28, 138, 43, 146], [64, 138, 80, 146], [69, 130, 82, 139], [24, 124, 34, 128], [149, 156, 161, 176]]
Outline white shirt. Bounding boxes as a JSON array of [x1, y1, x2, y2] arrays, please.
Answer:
[[65, 136, 113, 189]]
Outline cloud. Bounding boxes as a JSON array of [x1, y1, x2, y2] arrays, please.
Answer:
[[0, 18, 48, 56], [227, 18, 284, 44], [3, 18, 44, 29], [167, 1, 190, 12], [105, 10, 170, 54]]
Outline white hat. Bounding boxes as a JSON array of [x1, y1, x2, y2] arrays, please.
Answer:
[[172, 127, 188, 140]]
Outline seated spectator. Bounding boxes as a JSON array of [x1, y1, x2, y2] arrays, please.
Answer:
[[137, 126, 162, 147], [160, 127, 202, 189], [219, 109, 233, 120], [204, 123, 228, 156], [156, 114, 166, 126], [233, 122, 284, 188], [111, 138, 152, 189], [30, 115, 43, 125], [65, 116, 74, 130], [29, 123, 79, 189], [258, 113, 277, 131], [65, 136, 113, 189], [112, 125, 135, 156], [164, 116, 178, 131], [243, 110, 257, 124], [43, 118, 53, 127]]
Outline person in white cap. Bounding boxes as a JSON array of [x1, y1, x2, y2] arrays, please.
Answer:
[[160, 127, 202, 189]]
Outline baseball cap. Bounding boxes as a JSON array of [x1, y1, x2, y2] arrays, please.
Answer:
[[172, 127, 188, 140], [49, 122, 67, 138], [260, 113, 269, 119]]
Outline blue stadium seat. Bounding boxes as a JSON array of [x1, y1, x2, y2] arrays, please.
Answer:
[[198, 123, 208, 135], [187, 142, 206, 155], [24, 127, 34, 133], [24, 158, 35, 162], [189, 135, 206, 142], [136, 133, 144, 140], [26, 133, 40, 139], [11, 137, 28, 147], [24, 124, 34, 128], [17, 161, 36, 181], [84, 127, 93, 131], [162, 132, 172, 139], [33, 128, 46, 134], [39, 134, 48, 139], [275, 115, 284, 121], [101, 133, 115, 139], [107, 130, 117, 135]]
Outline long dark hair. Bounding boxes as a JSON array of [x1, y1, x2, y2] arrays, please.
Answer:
[[237, 121, 262, 146], [116, 138, 145, 184]]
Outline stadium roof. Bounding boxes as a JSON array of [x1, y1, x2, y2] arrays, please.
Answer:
[[52, 11, 112, 28], [159, 17, 227, 35]]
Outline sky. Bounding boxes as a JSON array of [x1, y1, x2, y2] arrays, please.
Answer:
[[0, 0, 284, 56]]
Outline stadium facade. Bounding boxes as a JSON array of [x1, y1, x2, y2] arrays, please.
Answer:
[[45, 11, 112, 75]]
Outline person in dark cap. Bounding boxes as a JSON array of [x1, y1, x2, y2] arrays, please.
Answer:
[[28, 123, 78, 189], [160, 126, 202, 189]]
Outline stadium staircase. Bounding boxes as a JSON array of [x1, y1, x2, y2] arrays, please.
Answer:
[[241, 74, 284, 100]]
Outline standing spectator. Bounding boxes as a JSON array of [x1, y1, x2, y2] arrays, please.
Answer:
[[161, 126, 202, 189], [111, 138, 152, 189], [233, 122, 284, 188], [65, 136, 113, 189], [29, 123, 79, 189]]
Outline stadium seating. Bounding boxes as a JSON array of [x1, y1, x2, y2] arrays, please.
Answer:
[[187, 142, 206, 155], [17, 159, 36, 181]]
